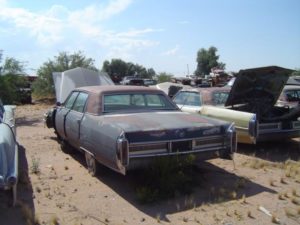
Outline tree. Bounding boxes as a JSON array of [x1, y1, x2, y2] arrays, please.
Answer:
[[32, 51, 97, 98], [156, 72, 173, 83], [0, 51, 27, 104], [291, 69, 300, 76], [101, 59, 156, 81], [195, 46, 225, 77]]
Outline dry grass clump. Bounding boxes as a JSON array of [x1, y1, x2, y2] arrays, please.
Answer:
[[30, 157, 40, 174], [229, 191, 237, 199], [49, 215, 59, 225], [284, 160, 300, 179], [292, 188, 300, 197], [156, 214, 161, 223], [278, 193, 285, 200], [285, 208, 297, 218], [247, 210, 254, 219], [271, 214, 280, 224], [234, 177, 248, 189], [241, 194, 247, 204], [280, 177, 288, 184], [247, 158, 269, 169], [19, 201, 40, 225], [291, 198, 300, 205], [269, 179, 276, 187]]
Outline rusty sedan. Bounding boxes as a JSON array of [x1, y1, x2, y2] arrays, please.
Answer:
[[46, 86, 236, 176]]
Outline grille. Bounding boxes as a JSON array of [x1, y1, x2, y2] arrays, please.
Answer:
[[171, 140, 192, 152], [293, 121, 300, 129], [194, 136, 225, 148], [259, 123, 281, 130], [129, 142, 167, 154]]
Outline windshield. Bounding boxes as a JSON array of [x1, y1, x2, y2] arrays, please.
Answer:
[[285, 89, 300, 102], [103, 93, 178, 113]]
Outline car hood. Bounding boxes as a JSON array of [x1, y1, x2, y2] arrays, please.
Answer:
[[225, 66, 293, 107]]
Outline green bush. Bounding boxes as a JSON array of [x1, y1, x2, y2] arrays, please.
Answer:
[[0, 74, 27, 104], [135, 154, 198, 204]]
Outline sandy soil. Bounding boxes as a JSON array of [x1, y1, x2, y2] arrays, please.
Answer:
[[0, 103, 300, 225]]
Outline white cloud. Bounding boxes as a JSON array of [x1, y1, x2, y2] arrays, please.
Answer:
[[116, 28, 164, 38], [100, 0, 133, 20], [0, 4, 64, 45], [68, 0, 132, 24], [162, 45, 180, 56], [0, 0, 161, 61]]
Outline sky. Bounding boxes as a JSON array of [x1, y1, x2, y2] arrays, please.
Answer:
[[0, 0, 299, 76]]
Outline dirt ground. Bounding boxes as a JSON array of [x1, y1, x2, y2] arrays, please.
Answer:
[[1, 103, 300, 225]]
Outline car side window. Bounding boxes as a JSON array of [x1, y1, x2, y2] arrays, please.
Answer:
[[72, 92, 88, 113], [65, 92, 79, 109], [213, 92, 229, 105], [145, 94, 165, 107], [173, 92, 201, 106]]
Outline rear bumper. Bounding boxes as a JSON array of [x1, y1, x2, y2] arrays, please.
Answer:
[[126, 148, 232, 170], [257, 129, 300, 142]]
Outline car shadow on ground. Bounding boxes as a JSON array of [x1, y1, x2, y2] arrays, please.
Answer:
[[15, 117, 42, 127], [69, 151, 276, 222], [0, 145, 34, 225], [237, 138, 300, 162]]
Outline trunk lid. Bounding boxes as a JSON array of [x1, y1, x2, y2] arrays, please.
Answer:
[[101, 111, 229, 142]]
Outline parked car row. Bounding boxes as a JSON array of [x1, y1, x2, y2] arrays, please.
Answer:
[[120, 76, 157, 86], [44, 66, 300, 177], [0, 98, 18, 206]]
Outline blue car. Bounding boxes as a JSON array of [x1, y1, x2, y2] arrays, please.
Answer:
[[0, 98, 18, 206]]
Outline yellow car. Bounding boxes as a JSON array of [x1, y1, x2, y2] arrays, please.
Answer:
[[173, 66, 300, 144]]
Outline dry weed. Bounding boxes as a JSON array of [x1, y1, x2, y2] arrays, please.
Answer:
[[291, 198, 300, 205], [280, 177, 288, 184], [271, 215, 280, 224], [247, 210, 254, 219]]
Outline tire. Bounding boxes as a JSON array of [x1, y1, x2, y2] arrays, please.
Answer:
[[60, 140, 73, 154], [85, 152, 99, 177]]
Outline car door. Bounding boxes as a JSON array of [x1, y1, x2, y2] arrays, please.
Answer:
[[55, 91, 79, 139], [64, 92, 89, 149]]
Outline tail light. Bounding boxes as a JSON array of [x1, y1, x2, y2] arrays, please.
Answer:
[[117, 132, 129, 166], [227, 123, 237, 153], [249, 115, 257, 138]]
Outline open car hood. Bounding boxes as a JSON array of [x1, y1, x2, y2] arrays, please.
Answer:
[[225, 66, 293, 107]]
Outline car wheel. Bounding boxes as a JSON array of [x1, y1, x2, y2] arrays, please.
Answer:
[[85, 152, 98, 176], [60, 140, 73, 154]]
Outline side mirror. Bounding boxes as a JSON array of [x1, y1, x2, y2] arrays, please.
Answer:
[[56, 102, 61, 106]]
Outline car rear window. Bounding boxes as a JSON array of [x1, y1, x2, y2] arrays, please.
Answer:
[[103, 93, 177, 112]]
